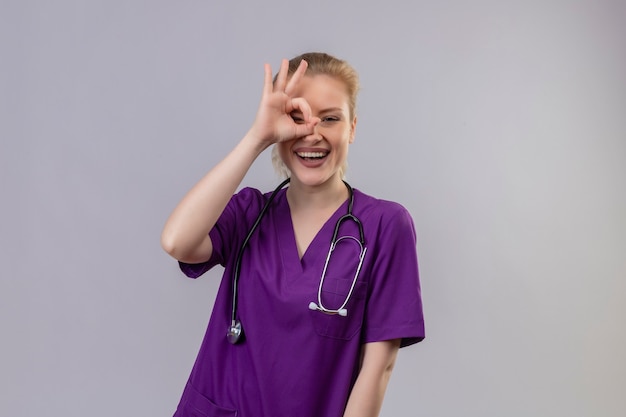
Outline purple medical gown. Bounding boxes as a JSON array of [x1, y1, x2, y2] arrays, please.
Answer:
[[173, 187, 424, 417]]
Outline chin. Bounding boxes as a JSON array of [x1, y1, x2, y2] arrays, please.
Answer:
[[290, 170, 341, 188]]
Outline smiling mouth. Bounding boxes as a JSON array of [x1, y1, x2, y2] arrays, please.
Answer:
[[296, 151, 328, 161]]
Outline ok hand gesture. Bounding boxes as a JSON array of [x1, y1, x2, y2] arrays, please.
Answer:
[[248, 59, 319, 146]]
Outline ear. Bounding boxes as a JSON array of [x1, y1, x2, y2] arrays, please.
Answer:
[[349, 116, 357, 143]]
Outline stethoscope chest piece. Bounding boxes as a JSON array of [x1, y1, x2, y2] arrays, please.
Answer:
[[227, 320, 243, 344]]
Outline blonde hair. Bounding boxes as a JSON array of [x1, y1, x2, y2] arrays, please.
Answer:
[[272, 52, 360, 179]]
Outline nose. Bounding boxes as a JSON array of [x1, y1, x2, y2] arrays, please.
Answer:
[[303, 122, 323, 143]]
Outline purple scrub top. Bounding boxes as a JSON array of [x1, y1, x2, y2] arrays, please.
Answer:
[[173, 187, 424, 417]]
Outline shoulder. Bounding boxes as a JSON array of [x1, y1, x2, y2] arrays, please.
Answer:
[[221, 186, 289, 228], [215, 187, 278, 233], [227, 187, 275, 213], [353, 189, 415, 226], [233, 186, 266, 202], [351, 188, 417, 248]]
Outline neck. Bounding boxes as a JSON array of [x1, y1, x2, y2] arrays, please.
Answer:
[[286, 177, 349, 211]]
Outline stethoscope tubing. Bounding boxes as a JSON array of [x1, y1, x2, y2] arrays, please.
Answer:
[[228, 178, 366, 343], [230, 177, 291, 327]]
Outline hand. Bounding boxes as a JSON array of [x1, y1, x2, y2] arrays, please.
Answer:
[[248, 59, 319, 146]]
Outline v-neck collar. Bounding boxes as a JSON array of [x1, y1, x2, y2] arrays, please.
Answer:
[[274, 189, 350, 274]]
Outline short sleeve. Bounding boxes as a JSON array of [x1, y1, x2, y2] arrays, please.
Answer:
[[178, 187, 267, 279], [362, 206, 425, 348]]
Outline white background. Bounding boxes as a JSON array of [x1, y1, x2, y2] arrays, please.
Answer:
[[1, 1, 625, 416]]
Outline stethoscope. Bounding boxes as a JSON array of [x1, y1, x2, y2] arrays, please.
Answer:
[[227, 178, 367, 344]]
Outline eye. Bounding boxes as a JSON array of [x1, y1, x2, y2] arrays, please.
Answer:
[[321, 116, 340, 124], [291, 113, 305, 124]]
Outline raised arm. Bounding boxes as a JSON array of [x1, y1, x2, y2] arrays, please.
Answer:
[[160, 59, 319, 264]]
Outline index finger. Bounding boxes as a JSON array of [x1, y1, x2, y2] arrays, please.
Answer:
[[284, 59, 308, 96]]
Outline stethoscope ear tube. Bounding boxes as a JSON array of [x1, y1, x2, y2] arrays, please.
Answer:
[[312, 241, 366, 317]]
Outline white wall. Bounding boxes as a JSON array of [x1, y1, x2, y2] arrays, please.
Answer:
[[1, 1, 625, 416]]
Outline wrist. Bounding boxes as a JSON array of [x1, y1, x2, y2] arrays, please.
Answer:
[[240, 130, 272, 156]]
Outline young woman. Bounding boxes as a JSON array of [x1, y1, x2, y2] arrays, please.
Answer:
[[161, 52, 424, 417]]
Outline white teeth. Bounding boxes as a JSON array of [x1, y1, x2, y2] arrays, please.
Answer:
[[297, 151, 327, 158]]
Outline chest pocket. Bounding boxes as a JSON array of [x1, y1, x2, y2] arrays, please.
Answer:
[[176, 382, 237, 417], [310, 278, 368, 340]]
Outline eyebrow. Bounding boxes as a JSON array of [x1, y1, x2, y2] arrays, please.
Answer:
[[291, 107, 345, 115], [318, 107, 345, 114]]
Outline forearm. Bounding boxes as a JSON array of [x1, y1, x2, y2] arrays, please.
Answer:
[[343, 340, 400, 417], [160, 132, 268, 263], [343, 371, 390, 417], [161, 59, 317, 264]]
